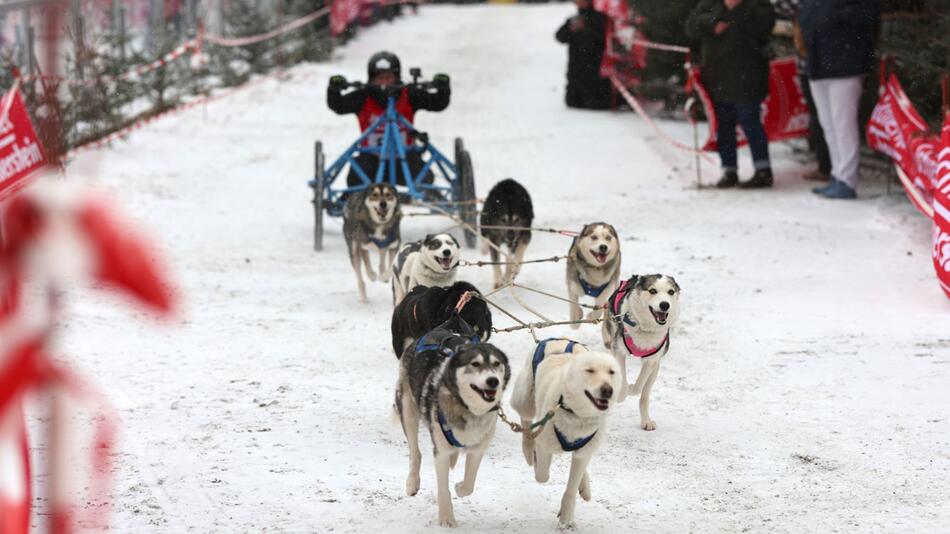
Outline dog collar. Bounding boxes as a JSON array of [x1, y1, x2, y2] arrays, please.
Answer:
[[554, 425, 596, 452], [622, 330, 670, 359], [367, 226, 398, 248], [531, 338, 584, 377], [577, 273, 609, 298], [437, 409, 466, 448]]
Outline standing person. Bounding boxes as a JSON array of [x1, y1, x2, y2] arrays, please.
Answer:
[[772, 0, 832, 183], [799, 0, 880, 199], [686, 0, 776, 189], [556, 0, 611, 110]]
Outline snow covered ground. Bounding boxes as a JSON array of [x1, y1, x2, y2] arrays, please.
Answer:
[[49, 4, 950, 533]]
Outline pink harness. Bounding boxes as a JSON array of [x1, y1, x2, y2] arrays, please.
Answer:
[[610, 279, 671, 359]]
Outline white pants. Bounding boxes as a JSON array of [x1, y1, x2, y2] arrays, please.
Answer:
[[809, 76, 864, 188]]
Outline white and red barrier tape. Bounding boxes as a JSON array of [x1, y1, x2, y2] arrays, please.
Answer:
[[608, 73, 715, 163], [204, 6, 331, 47]]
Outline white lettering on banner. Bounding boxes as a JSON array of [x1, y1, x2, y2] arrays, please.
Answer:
[[0, 139, 44, 182], [870, 100, 907, 151], [914, 143, 938, 185], [0, 115, 13, 136], [784, 111, 810, 134], [933, 224, 950, 272]]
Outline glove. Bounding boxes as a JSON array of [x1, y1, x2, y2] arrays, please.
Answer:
[[433, 73, 450, 87], [329, 75, 347, 89]]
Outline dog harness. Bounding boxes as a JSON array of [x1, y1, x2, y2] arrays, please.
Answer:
[[415, 318, 482, 448], [530, 338, 597, 452], [531, 338, 583, 377], [609, 278, 671, 359], [576, 273, 609, 298], [367, 226, 398, 248]]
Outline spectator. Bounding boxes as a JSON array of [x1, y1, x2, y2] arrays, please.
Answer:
[[556, 0, 611, 110], [799, 0, 881, 199], [686, 0, 776, 189], [772, 0, 832, 183]]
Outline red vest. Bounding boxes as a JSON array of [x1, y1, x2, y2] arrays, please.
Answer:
[[357, 87, 415, 147]]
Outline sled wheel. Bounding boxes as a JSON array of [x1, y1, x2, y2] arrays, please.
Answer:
[[313, 141, 325, 251], [457, 148, 477, 249]]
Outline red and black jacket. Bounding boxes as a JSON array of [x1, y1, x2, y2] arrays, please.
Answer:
[[327, 82, 451, 146]]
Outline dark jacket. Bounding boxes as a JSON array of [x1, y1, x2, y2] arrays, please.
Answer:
[[685, 0, 776, 103], [555, 8, 609, 81], [798, 0, 880, 80], [327, 81, 450, 116]]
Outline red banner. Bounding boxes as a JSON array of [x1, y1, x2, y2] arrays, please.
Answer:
[[866, 72, 939, 217], [0, 88, 46, 203], [331, 0, 362, 36], [690, 57, 810, 151], [933, 116, 950, 298]]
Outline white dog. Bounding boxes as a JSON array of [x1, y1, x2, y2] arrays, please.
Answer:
[[510, 338, 621, 529], [601, 274, 680, 431], [391, 233, 460, 305]]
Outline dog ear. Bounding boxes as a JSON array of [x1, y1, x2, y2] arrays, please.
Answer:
[[423, 234, 435, 245], [449, 234, 460, 248], [667, 276, 680, 293], [607, 224, 619, 240]]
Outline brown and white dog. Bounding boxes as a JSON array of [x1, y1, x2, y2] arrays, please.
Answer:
[[566, 222, 621, 328], [342, 183, 401, 303]]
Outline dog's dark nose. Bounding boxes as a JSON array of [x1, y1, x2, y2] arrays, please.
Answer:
[[506, 231, 516, 242], [598, 244, 608, 253], [659, 301, 670, 312], [486, 376, 499, 389], [442, 249, 451, 257], [379, 201, 387, 210], [600, 384, 613, 399]]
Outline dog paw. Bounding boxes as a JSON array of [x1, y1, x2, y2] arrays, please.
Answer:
[[406, 475, 420, 496], [579, 481, 591, 502], [454, 482, 473, 498], [358, 295, 369, 304], [366, 270, 378, 282], [641, 420, 656, 431], [556, 513, 576, 530], [379, 272, 391, 283], [438, 515, 459, 528]]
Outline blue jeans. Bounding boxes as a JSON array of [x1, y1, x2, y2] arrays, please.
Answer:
[[715, 102, 770, 172]]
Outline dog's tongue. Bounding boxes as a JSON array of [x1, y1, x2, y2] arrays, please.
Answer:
[[437, 257, 452, 269], [655, 311, 668, 322], [593, 251, 608, 263], [483, 389, 496, 401]]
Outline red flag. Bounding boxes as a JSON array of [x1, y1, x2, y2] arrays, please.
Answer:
[[933, 116, 950, 299], [0, 87, 47, 203]]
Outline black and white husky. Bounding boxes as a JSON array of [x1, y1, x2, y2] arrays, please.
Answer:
[[509, 338, 621, 529], [479, 179, 533, 289], [391, 233, 460, 305], [565, 222, 621, 327], [601, 274, 681, 431], [395, 317, 510, 527], [342, 183, 401, 303]]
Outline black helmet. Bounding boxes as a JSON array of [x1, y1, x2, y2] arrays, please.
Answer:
[[367, 51, 401, 82]]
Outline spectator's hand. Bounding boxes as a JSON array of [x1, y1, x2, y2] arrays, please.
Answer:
[[569, 16, 585, 31], [329, 75, 347, 89], [724, 0, 742, 10], [714, 21, 730, 35], [433, 73, 450, 87]]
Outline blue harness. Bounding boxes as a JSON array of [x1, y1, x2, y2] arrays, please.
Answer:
[[577, 273, 609, 298], [415, 323, 481, 449], [368, 227, 398, 248], [531, 338, 597, 452]]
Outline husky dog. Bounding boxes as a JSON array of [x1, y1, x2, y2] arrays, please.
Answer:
[[601, 274, 680, 431], [479, 179, 533, 289], [395, 317, 510, 527], [566, 222, 621, 328], [390, 281, 492, 358], [509, 338, 621, 529], [391, 233, 460, 305], [342, 183, 401, 303]]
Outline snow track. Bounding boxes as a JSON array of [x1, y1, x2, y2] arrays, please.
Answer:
[[54, 5, 950, 532]]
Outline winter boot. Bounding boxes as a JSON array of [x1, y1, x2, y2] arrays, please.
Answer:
[[716, 171, 739, 189], [738, 168, 773, 189]]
